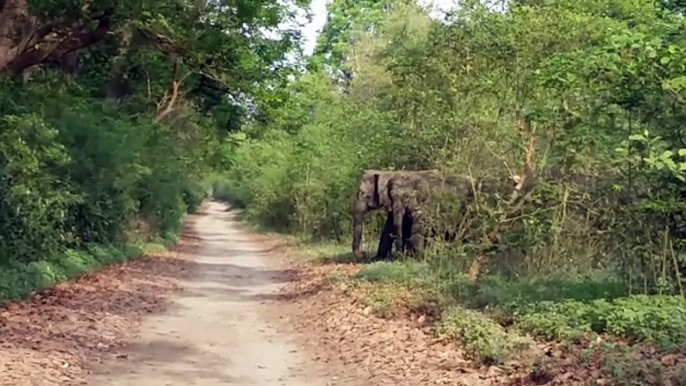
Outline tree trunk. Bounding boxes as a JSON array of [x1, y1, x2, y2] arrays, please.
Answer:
[[0, 1, 113, 74], [106, 26, 134, 99]]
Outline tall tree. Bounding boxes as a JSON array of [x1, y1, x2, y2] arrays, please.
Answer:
[[313, 0, 412, 81], [0, 0, 308, 130]]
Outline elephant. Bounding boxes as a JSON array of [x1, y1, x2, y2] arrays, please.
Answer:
[[351, 169, 439, 259], [386, 172, 523, 255], [386, 172, 474, 255]]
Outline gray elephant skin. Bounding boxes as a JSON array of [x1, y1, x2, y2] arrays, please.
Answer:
[[351, 169, 438, 259]]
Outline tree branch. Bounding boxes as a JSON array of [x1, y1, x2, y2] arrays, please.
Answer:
[[155, 61, 192, 123], [0, 4, 114, 74]]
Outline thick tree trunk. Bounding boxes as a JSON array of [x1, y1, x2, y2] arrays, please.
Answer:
[[0, 0, 113, 74], [0, 0, 35, 72]]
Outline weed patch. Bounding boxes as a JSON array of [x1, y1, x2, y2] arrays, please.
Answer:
[[363, 288, 399, 319], [507, 295, 686, 349], [0, 242, 162, 303], [355, 261, 433, 284], [293, 241, 686, 382], [436, 306, 534, 365]]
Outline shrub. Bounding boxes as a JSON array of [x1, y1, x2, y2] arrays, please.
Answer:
[[437, 306, 533, 364]]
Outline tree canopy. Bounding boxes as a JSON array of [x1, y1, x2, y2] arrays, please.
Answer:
[[218, 1, 686, 379], [0, 0, 310, 296]]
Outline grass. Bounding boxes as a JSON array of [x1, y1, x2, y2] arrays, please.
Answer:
[[362, 287, 399, 319], [291, 240, 686, 384], [291, 241, 367, 264], [0, 240, 169, 304], [436, 305, 534, 365]]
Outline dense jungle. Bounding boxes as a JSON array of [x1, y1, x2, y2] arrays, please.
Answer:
[[218, 0, 686, 383], [0, 0, 304, 295], [4, 0, 686, 384]]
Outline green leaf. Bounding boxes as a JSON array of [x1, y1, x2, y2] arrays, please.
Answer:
[[661, 150, 675, 159]]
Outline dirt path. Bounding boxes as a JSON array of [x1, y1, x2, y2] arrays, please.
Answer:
[[88, 202, 330, 386]]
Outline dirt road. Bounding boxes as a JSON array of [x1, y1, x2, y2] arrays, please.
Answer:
[[88, 202, 330, 386]]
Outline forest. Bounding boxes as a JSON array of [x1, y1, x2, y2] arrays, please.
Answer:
[[219, 0, 686, 383], [3, 0, 686, 384], [0, 0, 304, 298]]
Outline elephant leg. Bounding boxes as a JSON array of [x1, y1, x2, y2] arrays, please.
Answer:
[[375, 211, 395, 260], [392, 206, 406, 256], [401, 212, 414, 254], [410, 213, 426, 255]]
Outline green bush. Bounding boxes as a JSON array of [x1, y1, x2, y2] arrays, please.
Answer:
[[472, 273, 626, 308], [603, 296, 686, 349], [0, 243, 147, 303], [0, 112, 79, 262], [0, 71, 210, 301], [509, 295, 686, 349], [436, 306, 533, 364]]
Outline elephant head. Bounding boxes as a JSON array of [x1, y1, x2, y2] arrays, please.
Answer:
[[352, 170, 395, 258], [352, 169, 439, 258]]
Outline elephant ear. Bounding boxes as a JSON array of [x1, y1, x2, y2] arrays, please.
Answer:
[[379, 176, 394, 210]]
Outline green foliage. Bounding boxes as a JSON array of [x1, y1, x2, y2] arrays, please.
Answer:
[[363, 288, 398, 319], [437, 306, 533, 364], [0, 75, 208, 252], [0, 74, 207, 301], [501, 294, 686, 349], [471, 274, 626, 308], [603, 296, 686, 348], [0, 0, 306, 300], [355, 261, 434, 284], [0, 112, 79, 262], [224, 0, 686, 286], [224, 0, 686, 373], [328, 254, 686, 362], [0, 243, 146, 302]]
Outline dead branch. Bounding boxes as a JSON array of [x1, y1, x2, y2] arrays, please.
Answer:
[[155, 61, 192, 124]]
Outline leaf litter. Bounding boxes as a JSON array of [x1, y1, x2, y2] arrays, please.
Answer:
[[2, 217, 684, 386], [258, 250, 495, 386], [0, 222, 199, 386], [255, 239, 674, 386]]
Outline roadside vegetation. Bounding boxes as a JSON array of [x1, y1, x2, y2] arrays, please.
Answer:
[[217, 0, 686, 384], [0, 0, 304, 302]]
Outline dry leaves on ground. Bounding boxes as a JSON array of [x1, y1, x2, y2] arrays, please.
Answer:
[[0, 222, 199, 386], [263, 244, 686, 386], [262, 252, 510, 386]]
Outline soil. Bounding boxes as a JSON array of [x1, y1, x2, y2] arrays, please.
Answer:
[[87, 202, 339, 386], [0, 200, 516, 386]]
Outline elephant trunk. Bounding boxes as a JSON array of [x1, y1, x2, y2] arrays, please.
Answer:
[[352, 202, 367, 258]]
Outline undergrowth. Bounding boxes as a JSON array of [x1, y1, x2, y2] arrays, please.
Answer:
[[436, 306, 534, 365], [291, 240, 686, 384], [355, 259, 686, 347], [212, 1, 686, 383], [0, 240, 169, 303]]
